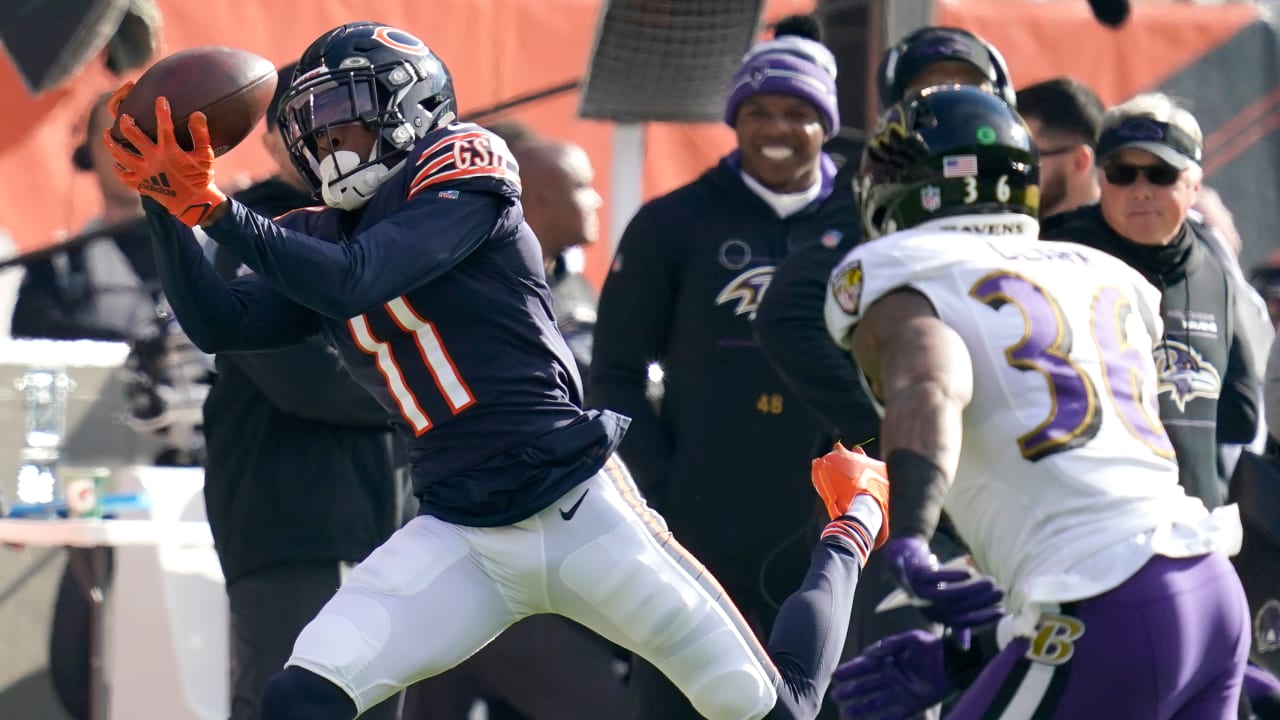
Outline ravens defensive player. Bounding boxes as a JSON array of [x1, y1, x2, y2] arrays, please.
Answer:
[[827, 85, 1248, 720], [752, 30, 1018, 720]]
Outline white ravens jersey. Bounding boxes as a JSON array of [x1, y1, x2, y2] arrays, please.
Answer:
[[824, 214, 1240, 620]]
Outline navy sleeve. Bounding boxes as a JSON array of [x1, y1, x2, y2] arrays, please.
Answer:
[[225, 339, 390, 428], [588, 206, 679, 499], [754, 240, 880, 447], [144, 199, 319, 353], [202, 191, 503, 319], [764, 541, 863, 720], [1219, 284, 1263, 444]]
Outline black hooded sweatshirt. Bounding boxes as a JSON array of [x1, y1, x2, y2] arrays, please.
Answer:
[[589, 156, 839, 605]]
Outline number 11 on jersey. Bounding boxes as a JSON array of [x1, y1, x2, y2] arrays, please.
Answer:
[[349, 296, 476, 436]]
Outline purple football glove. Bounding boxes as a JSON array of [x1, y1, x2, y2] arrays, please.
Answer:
[[883, 537, 1004, 632], [831, 630, 954, 720]]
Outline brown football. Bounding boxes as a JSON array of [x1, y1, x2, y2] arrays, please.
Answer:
[[111, 46, 277, 156]]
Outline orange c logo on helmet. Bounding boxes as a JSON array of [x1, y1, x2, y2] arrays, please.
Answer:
[[372, 26, 430, 55]]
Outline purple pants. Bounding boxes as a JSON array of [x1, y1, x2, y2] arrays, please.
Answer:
[[949, 552, 1250, 720]]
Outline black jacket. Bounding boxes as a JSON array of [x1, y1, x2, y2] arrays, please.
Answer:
[[590, 156, 835, 601], [752, 158, 879, 448], [203, 179, 398, 584], [1042, 205, 1261, 508]]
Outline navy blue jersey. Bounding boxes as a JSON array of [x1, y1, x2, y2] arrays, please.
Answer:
[[147, 123, 626, 526]]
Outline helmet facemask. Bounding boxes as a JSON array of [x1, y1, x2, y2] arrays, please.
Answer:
[[278, 47, 456, 210]]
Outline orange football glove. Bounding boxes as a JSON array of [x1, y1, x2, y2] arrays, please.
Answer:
[[811, 442, 890, 549], [103, 95, 227, 227], [106, 80, 134, 117]]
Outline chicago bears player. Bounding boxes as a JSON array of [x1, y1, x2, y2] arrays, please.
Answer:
[[823, 86, 1249, 718], [103, 21, 892, 720]]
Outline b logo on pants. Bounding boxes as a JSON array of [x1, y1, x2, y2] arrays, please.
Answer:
[[1026, 615, 1085, 665]]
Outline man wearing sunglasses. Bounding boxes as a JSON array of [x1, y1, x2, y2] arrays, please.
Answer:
[[1042, 93, 1262, 513]]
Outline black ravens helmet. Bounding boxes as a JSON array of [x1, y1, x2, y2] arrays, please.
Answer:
[[277, 22, 457, 209], [877, 26, 1015, 109], [859, 84, 1039, 239]]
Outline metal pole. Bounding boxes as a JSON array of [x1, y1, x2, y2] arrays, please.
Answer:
[[609, 123, 646, 255]]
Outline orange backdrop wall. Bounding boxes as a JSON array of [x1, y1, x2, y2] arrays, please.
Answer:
[[934, 0, 1258, 107], [2, 1, 1265, 290], [0, 0, 814, 289]]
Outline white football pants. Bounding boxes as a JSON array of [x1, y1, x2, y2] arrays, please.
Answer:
[[285, 455, 781, 719]]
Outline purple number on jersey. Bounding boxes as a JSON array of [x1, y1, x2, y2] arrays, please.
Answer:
[[1090, 287, 1176, 457], [970, 271, 1102, 460], [970, 272, 1174, 461]]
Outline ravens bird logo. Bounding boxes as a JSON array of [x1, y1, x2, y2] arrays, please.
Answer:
[[1153, 340, 1221, 412], [871, 105, 909, 149], [715, 266, 775, 320]]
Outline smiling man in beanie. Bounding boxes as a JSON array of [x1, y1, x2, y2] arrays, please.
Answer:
[[721, 17, 841, 189], [590, 15, 855, 720]]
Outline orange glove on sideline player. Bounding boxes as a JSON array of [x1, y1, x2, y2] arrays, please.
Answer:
[[103, 93, 227, 227], [811, 442, 890, 562]]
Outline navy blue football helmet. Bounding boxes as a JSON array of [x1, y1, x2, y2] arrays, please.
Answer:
[[877, 26, 1015, 109], [277, 22, 457, 209], [860, 84, 1039, 238]]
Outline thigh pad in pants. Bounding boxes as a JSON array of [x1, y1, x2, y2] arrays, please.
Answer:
[[557, 509, 777, 720], [287, 517, 519, 714]]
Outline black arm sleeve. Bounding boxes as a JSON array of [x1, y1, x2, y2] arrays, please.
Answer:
[[225, 339, 390, 428], [885, 449, 951, 540], [1219, 284, 1263, 444], [764, 541, 863, 719], [588, 207, 679, 498], [754, 241, 880, 446], [145, 199, 319, 353]]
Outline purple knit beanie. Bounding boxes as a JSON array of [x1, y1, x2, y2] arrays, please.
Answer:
[[724, 32, 840, 139]]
